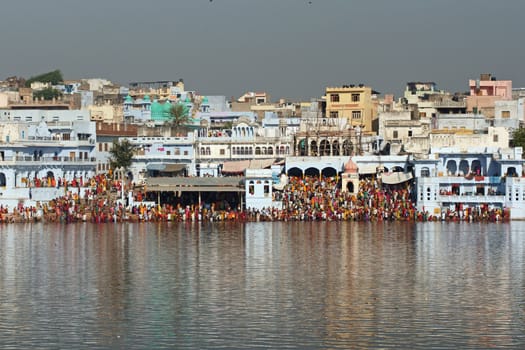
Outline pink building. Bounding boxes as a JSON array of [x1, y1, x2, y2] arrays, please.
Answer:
[[467, 73, 512, 117]]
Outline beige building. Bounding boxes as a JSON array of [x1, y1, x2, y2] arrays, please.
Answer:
[[325, 85, 378, 133], [89, 104, 123, 123]]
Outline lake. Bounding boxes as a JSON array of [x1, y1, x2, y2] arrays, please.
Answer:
[[0, 221, 524, 349]]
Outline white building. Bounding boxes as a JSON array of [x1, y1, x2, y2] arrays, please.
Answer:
[[412, 146, 525, 219]]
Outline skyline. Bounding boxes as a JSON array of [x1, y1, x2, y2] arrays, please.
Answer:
[[1, 0, 525, 100]]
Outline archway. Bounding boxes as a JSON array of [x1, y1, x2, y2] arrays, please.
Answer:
[[298, 139, 306, 156], [310, 141, 318, 156], [332, 140, 340, 156], [346, 181, 354, 193], [319, 140, 331, 156], [287, 167, 303, 178], [446, 160, 457, 175], [342, 140, 353, 156], [472, 160, 482, 175], [459, 159, 469, 176], [321, 167, 337, 178], [0, 172, 6, 187], [304, 167, 320, 177]]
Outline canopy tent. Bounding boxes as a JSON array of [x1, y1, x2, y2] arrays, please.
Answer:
[[381, 172, 413, 185], [358, 164, 383, 175], [221, 159, 275, 174]]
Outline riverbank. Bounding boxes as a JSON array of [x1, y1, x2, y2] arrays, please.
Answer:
[[0, 174, 509, 224]]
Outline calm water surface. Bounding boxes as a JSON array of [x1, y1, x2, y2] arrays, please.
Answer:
[[0, 221, 524, 349]]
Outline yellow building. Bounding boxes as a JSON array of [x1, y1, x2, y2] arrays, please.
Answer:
[[325, 85, 378, 133]]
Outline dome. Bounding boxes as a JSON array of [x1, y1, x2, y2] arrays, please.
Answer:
[[201, 96, 209, 104], [150, 100, 163, 120], [344, 158, 358, 174], [143, 94, 151, 102], [185, 96, 191, 103], [124, 95, 133, 104]]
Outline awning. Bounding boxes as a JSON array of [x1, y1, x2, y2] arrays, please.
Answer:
[[381, 172, 413, 185], [222, 159, 275, 173], [222, 160, 250, 174], [248, 159, 275, 169], [358, 164, 381, 174], [146, 185, 244, 192], [146, 163, 186, 172]]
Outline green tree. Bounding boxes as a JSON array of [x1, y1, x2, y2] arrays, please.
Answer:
[[25, 69, 64, 87], [511, 128, 525, 148], [167, 103, 192, 135], [33, 87, 62, 100], [108, 139, 136, 172]]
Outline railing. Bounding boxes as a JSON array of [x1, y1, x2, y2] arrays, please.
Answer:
[[438, 194, 506, 203], [1, 156, 97, 163]]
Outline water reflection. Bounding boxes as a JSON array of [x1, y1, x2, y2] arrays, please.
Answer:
[[0, 222, 524, 349]]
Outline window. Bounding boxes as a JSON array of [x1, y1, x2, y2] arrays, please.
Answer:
[[502, 111, 511, 118], [352, 111, 361, 119], [249, 181, 255, 195], [104, 143, 108, 151], [329, 111, 339, 118], [220, 149, 225, 155], [419, 112, 427, 118], [351, 93, 360, 102], [99, 143, 103, 152], [393, 130, 398, 139], [330, 94, 340, 102], [25, 116, 32, 122], [184, 150, 188, 156], [408, 130, 413, 137], [76, 115, 84, 120], [493, 134, 499, 142], [264, 181, 270, 197]]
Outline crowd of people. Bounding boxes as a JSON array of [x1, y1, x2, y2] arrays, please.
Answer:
[[0, 173, 507, 224]]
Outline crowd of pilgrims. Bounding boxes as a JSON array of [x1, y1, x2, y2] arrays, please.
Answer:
[[0, 173, 507, 224]]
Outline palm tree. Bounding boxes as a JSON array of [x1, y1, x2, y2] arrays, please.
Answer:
[[167, 103, 192, 136], [108, 139, 136, 173]]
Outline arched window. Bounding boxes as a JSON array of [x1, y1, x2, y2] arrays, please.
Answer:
[[421, 167, 430, 177], [255, 147, 261, 155], [446, 160, 457, 175], [248, 181, 255, 195], [264, 181, 270, 197], [268, 147, 273, 155], [200, 147, 205, 155], [206, 147, 211, 155]]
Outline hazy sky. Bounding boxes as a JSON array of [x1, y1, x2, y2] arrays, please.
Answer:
[[2, 0, 524, 100]]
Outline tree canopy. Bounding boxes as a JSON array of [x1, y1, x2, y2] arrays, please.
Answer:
[[33, 87, 62, 100], [108, 139, 136, 172], [511, 128, 525, 149], [25, 69, 64, 87]]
